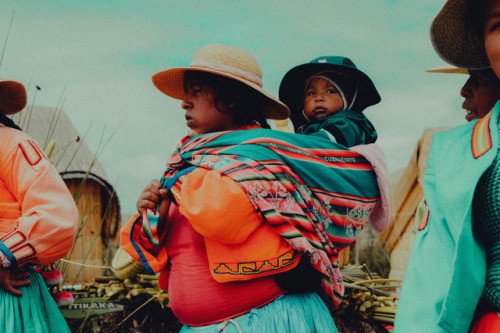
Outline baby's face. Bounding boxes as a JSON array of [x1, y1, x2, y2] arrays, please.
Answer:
[[303, 78, 344, 120]]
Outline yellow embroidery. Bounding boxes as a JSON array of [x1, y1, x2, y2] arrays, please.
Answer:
[[213, 251, 295, 276], [12, 244, 36, 262], [1, 231, 26, 248], [0, 231, 37, 266]]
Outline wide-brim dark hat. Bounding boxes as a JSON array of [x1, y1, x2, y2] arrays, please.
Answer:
[[430, 0, 490, 70], [279, 56, 381, 129]]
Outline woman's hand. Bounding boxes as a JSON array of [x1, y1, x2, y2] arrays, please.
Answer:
[[137, 180, 168, 215], [137, 180, 171, 232], [0, 267, 31, 296]]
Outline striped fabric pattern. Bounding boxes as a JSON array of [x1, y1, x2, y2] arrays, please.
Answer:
[[472, 110, 493, 159], [157, 128, 380, 308], [143, 209, 161, 247]]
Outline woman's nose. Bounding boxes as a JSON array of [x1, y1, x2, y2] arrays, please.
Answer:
[[181, 99, 191, 110], [460, 85, 470, 98], [460, 79, 472, 98]]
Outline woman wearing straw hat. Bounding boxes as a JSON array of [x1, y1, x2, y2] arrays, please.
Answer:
[[427, 65, 500, 122], [0, 78, 78, 332], [460, 69, 500, 122], [395, 0, 500, 332], [119, 43, 387, 332]]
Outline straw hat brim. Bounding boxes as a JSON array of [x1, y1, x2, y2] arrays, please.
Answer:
[[0, 78, 27, 115], [430, 0, 490, 70], [278, 63, 381, 130], [152, 67, 290, 120], [426, 64, 469, 74]]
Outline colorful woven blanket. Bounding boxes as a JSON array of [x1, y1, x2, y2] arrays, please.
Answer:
[[149, 128, 380, 307]]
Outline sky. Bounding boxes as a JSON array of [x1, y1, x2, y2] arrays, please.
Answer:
[[0, 0, 470, 215]]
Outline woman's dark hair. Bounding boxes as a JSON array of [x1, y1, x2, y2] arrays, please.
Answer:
[[184, 71, 270, 129], [0, 112, 20, 130], [466, 0, 493, 38]]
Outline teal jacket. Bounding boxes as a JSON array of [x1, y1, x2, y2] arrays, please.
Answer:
[[395, 102, 500, 332], [299, 110, 377, 147]]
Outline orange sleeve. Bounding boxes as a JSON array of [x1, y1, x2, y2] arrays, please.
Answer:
[[178, 168, 262, 244], [119, 214, 168, 274], [0, 132, 78, 267]]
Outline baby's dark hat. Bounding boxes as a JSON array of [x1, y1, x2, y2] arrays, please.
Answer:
[[279, 56, 380, 129]]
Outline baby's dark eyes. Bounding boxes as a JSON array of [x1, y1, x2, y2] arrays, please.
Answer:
[[486, 20, 500, 33], [492, 21, 500, 32], [305, 89, 338, 96]]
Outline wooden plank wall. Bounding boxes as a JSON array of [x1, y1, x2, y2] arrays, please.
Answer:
[[64, 179, 119, 284], [379, 147, 422, 253], [380, 129, 449, 279], [379, 128, 448, 254]]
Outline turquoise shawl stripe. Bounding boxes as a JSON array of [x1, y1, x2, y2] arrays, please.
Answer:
[[160, 128, 380, 308], [165, 129, 379, 198]]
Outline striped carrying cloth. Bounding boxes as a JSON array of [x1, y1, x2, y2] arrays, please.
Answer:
[[149, 127, 380, 308]]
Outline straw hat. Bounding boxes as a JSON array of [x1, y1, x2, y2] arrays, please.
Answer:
[[0, 78, 26, 115], [430, 0, 490, 70], [279, 56, 380, 130], [152, 43, 290, 120]]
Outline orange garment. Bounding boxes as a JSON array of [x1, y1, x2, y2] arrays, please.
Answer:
[[178, 168, 299, 282], [122, 167, 299, 282], [0, 126, 78, 267]]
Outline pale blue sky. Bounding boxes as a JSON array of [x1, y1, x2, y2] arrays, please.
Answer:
[[0, 0, 469, 214]]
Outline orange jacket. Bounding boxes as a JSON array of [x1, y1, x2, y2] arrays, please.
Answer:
[[122, 167, 300, 283], [0, 127, 78, 267]]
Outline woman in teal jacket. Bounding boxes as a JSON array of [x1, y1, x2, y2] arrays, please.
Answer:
[[396, 0, 500, 331]]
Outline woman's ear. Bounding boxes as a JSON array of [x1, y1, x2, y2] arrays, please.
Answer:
[[216, 101, 236, 113]]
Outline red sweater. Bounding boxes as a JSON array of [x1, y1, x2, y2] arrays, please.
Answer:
[[163, 204, 284, 325]]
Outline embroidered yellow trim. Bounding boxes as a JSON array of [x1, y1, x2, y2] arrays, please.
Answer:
[[213, 251, 294, 276]]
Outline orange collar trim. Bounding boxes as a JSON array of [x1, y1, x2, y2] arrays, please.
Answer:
[[472, 111, 493, 159]]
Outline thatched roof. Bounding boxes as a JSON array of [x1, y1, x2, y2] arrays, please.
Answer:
[[10, 105, 121, 231], [10, 106, 114, 195]]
